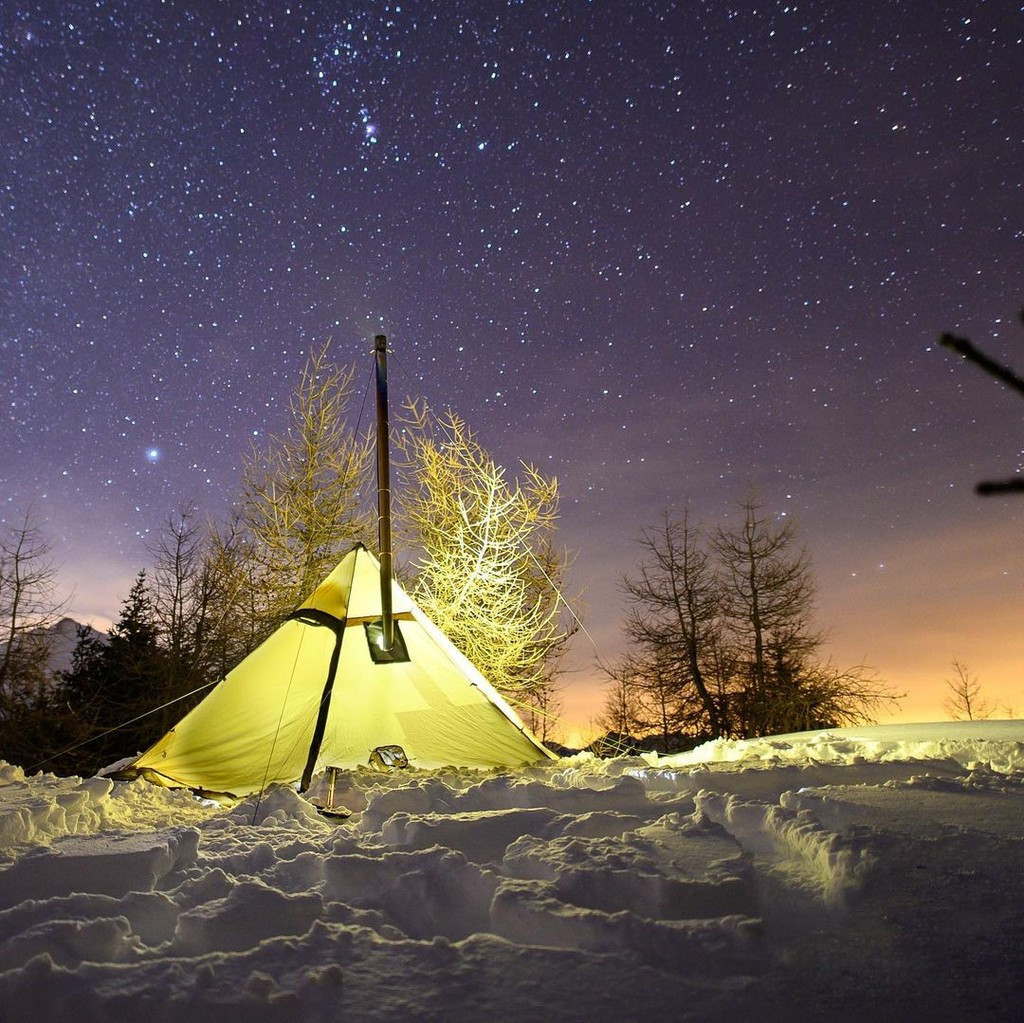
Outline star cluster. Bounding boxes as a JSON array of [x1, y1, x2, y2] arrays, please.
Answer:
[[2, 1, 1022, 728]]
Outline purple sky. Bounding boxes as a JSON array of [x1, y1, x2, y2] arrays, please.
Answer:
[[3, 2, 1022, 738]]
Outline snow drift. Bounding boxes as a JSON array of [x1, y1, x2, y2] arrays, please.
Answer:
[[1, 722, 1021, 1021]]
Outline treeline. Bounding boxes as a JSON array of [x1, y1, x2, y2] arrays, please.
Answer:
[[598, 500, 899, 750], [0, 345, 575, 775], [1, 345, 900, 775]]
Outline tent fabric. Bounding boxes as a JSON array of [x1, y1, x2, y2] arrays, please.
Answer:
[[127, 545, 555, 796]]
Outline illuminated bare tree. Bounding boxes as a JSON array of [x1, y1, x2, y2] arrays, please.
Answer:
[[241, 344, 373, 626], [943, 659, 993, 721], [394, 399, 574, 704]]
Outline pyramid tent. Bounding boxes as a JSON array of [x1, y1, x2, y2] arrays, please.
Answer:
[[124, 545, 556, 796]]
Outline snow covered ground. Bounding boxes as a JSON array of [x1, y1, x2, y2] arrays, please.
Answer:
[[1, 721, 1021, 1021]]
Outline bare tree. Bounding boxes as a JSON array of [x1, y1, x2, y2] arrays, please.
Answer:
[[0, 512, 68, 709], [943, 659, 993, 721], [199, 512, 269, 676], [627, 647, 699, 750], [241, 343, 373, 626], [713, 496, 818, 735], [394, 399, 575, 705], [765, 654, 900, 732], [597, 658, 649, 744], [621, 510, 728, 736], [151, 505, 205, 664], [523, 678, 563, 745], [146, 503, 234, 725], [618, 496, 900, 740]]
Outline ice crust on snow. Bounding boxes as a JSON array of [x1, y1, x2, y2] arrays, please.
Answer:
[[0, 722, 1022, 1021]]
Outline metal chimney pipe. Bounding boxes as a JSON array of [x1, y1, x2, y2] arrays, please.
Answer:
[[374, 334, 395, 652]]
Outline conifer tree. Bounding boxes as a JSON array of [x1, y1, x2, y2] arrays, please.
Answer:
[[38, 623, 110, 773], [59, 571, 169, 774]]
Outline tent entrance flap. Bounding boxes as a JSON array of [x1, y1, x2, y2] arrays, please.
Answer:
[[298, 615, 346, 793]]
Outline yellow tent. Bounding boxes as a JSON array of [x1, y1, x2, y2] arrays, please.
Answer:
[[124, 545, 556, 796]]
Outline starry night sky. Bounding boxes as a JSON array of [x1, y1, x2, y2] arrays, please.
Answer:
[[3, 1, 1022, 736]]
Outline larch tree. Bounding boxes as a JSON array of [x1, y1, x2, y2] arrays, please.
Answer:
[[620, 510, 729, 737], [393, 399, 575, 710], [150, 505, 204, 671], [148, 504, 226, 722], [202, 348, 577, 728], [615, 496, 899, 743], [714, 495, 899, 734], [713, 496, 818, 736], [240, 344, 374, 630], [200, 512, 269, 675], [601, 646, 690, 751]]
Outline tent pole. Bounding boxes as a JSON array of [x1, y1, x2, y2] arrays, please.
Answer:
[[374, 334, 395, 652]]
